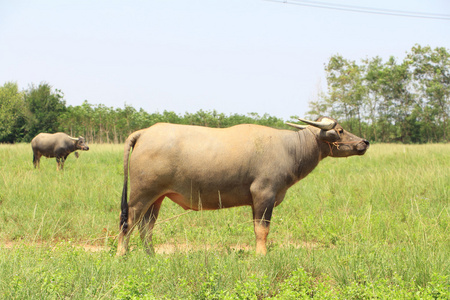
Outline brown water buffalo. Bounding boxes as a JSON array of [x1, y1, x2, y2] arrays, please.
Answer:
[[117, 117, 369, 256], [31, 132, 89, 170]]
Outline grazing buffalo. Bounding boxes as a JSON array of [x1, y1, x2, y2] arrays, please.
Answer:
[[117, 117, 369, 256], [31, 133, 89, 170]]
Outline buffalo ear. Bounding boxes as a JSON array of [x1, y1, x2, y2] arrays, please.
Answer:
[[74, 152, 79, 159], [318, 129, 340, 143]]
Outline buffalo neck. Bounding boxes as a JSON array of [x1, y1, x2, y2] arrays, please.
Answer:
[[290, 128, 324, 181], [68, 140, 77, 152]]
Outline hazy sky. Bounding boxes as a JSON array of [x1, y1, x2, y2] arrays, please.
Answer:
[[1, 0, 449, 120]]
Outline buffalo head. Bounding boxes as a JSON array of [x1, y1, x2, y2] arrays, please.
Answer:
[[287, 116, 369, 157], [70, 136, 90, 151]]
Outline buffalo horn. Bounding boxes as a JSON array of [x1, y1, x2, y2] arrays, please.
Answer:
[[69, 136, 79, 141], [297, 117, 336, 130], [285, 122, 308, 130]]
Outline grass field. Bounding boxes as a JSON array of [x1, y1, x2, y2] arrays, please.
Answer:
[[0, 142, 449, 299]]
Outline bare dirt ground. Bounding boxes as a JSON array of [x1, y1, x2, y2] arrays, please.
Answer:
[[1, 240, 321, 254], [1, 241, 250, 253]]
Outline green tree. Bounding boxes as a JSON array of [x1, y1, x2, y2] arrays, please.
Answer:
[[324, 55, 366, 136], [309, 45, 450, 143], [379, 57, 416, 143], [0, 82, 27, 143], [23, 83, 66, 141], [184, 109, 226, 127], [363, 56, 384, 142], [92, 104, 113, 143], [407, 45, 450, 142], [58, 105, 86, 138]]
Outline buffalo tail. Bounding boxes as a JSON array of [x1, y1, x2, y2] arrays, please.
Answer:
[[120, 130, 143, 234]]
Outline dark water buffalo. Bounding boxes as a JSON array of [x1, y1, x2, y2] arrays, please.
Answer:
[[117, 117, 369, 256], [31, 133, 89, 170]]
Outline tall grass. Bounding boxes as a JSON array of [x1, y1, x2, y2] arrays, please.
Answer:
[[0, 143, 449, 298]]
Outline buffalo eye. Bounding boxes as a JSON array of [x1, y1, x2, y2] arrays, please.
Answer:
[[337, 128, 344, 134]]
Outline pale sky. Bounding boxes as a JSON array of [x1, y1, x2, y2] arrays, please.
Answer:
[[1, 0, 449, 120]]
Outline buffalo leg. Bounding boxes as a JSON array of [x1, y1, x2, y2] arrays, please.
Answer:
[[116, 206, 138, 256], [56, 157, 66, 170], [251, 199, 275, 255], [60, 156, 67, 170], [33, 152, 41, 169], [116, 192, 161, 256], [138, 197, 163, 255]]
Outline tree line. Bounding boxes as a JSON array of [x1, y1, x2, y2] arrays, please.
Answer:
[[0, 82, 285, 144], [1, 44, 448, 144], [307, 45, 449, 143]]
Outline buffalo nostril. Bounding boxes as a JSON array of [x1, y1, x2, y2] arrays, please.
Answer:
[[363, 140, 370, 146]]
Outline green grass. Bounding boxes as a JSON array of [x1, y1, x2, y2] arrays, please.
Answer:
[[0, 143, 449, 299]]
